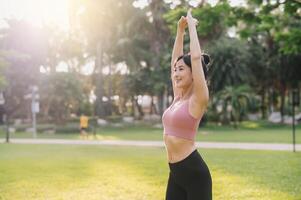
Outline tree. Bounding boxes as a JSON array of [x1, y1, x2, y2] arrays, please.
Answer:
[[40, 72, 83, 123], [208, 37, 252, 93], [72, 0, 153, 117], [216, 85, 254, 128], [0, 19, 48, 120], [164, 1, 235, 46], [0, 51, 8, 89], [233, 0, 301, 121], [143, 0, 171, 115], [0, 51, 9, 124]]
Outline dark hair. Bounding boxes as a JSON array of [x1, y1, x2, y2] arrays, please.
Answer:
[[175, 53, 211, 79]]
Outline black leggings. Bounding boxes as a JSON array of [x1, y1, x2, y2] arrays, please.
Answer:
[[166, 150, 212, 200]]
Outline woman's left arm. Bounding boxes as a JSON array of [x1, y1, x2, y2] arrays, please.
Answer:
[[187, 9, 209, 117]]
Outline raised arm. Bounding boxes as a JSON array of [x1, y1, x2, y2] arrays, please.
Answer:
[[171, 16, 187, 98], [187, 9, 209, 117]]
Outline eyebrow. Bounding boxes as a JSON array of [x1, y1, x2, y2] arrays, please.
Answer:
[[174, 65, 184, 69]]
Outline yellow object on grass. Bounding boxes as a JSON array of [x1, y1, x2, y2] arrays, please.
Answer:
[[80, 115, 89, 128]]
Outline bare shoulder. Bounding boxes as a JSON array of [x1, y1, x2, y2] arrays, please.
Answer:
[[172, 95, 180, 104]]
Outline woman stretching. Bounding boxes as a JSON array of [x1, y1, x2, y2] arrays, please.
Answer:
[[162, 9, 212, 200]]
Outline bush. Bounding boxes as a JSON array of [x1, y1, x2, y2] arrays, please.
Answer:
[[105, 115, 123, 123], [55, 123, 80, 134], [12, 124, 55, 132], [206, 109, 220, 122]]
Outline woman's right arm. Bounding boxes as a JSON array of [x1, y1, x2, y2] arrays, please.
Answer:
[[171, 16, 187, 98]]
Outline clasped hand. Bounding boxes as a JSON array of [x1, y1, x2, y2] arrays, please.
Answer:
[[177, 9, 198, 32]]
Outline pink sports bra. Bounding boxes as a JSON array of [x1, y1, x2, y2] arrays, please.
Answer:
[[162, 97, 202, 141]]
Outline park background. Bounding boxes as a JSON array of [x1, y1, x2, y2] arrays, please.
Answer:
[[0, 0, 300, 199]]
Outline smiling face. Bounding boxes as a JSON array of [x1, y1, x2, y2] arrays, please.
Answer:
[[172, 59, 193, 89]]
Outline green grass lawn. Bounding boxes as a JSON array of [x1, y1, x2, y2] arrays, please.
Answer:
[[0, 144, 300, 200], [1, 121, 301, 144]]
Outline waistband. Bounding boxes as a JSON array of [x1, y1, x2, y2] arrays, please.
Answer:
[[168, 149, 199, 168]]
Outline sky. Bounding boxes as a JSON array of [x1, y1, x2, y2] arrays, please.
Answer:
[[0, 0, 246, 29], [0, 0, 69, 29]]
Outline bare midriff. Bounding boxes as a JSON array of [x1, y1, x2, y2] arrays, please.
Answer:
[[163, 134, 196, 163]]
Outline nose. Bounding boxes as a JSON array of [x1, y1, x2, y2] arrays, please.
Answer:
[[173, 73, 178, 80], [173, 70, 179, 78]]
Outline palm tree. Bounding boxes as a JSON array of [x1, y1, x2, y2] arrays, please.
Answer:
[[216, 85, 254, 128]]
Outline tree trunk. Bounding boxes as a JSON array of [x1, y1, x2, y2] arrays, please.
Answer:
[[42, 96, 53, 120], [0, 105, 4, 125], [268, 88, 274, 115], [280, 81, 286, 123], [95, 41, 106, 118], [158, 92, 164, 116], [107, 62, 113, 116], [119, 96, 126, 115], [260, 87, 267, 119], [232, 111, 238, 129], [150, 96, 158, 115], [134, 96, 144, 119]]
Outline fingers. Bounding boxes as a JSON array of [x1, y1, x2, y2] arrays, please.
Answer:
[[186, 8, 198, 26], [179, 16, 188, 27], [180, 16, 187, 22], [187, 8, 192, 16], [187, 8, 193, 19], [177, 16, 187, 31], [194, 18, 199, 25]]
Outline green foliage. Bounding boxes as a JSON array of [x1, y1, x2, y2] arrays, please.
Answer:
[[215, 85, 255, 127], [208, 37, 252, 93], [193, 2, 233, 38], [8, 123, 55, 133], [105, 115, 123, 123], [235, 0, 301, 55], [276, 28, 301, 55], [284, 0, 301, 13], [40, 72, 84, 122], [0, 0, 300, 123], [164, 8, 186, 35], [0, 51, 9, 89], [0, 19, 48, 120], [55, 123, 82, 133], [164, 2, 233, 41]]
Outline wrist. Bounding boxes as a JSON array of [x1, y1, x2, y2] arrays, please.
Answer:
[[177, 28, 185, 35], [187, 20, 195, 26]]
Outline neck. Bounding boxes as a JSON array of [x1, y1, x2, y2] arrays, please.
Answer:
[[179, 84, 193, 100]]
